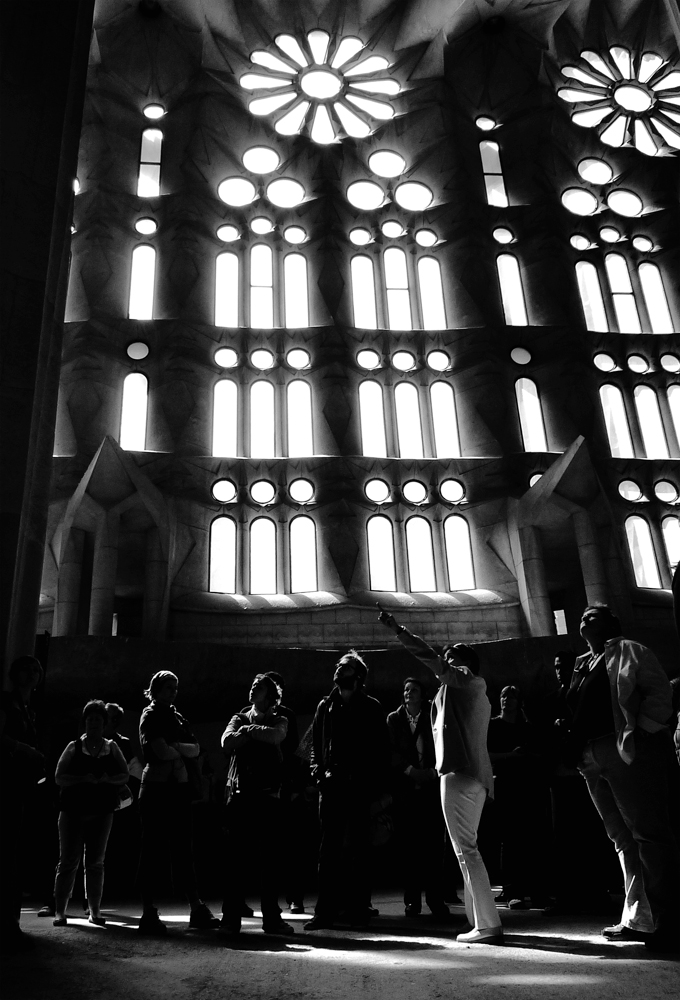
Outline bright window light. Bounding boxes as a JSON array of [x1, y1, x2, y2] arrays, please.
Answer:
[[594, 353, 616, 371], [394, 382, 423, 458], [218, 177, 257, 207], [444, 516, 475, 590], [625, 516, 661, 588], [137, 129, 163, 197], [351, 256, 377, 328], [135, 218, 157, 235], [668, 385, 680, 444], [350, 228, 372, 246], [143, 104, 165, 120], [427, 350, 449, 371], [287, 349, 310, 369], [251, 480, 276, 504], [284, 253, 309, 327], [511, 347, 531, 365], [655, 481, 679, 504], [430, 382, 461, 457], [418, 258, 446, 330], [577, 158, 613, 184], [359, 381, 387, 457], [394, 182, 433, 212], [250, 518, 277, 594], [120, 373, 147, 450], [515, 378, 547, 452], [284, 226, 307, 244], [634, 385, 669, 459], [129, 245, 156, 320], [627, 355, 648, 373], [347, 181, 384, 211], [290, 479, 314, 503], [393, 351, 415, 371], [212, 380, 238, 457], [406, 517, 436, 592], [599, 385, 634, 458], [242, 146, 280, 173], [497, 255, 528, 326], [209, 517, 236, 593], [575, 262, 609, 331], [357, 349, 380, 369], [287, 380, 313, 456], [479, 141, 508, 207], [367, 515, 396, 590], [251, 349, 274, 370], [250, 381, 275, 458], [266, 178, 306, 207], [605, 254, 641, 333], [127, 342, 149, 360], [607, 190, 643, 218], [290, 516, 317, 592], [638, 263, 674, 333], [662, 516, 680, 572], [215, 252, 239, 327], [403, 480, 427, 503], [561, 188, 598, 215], [415, 229, 437, 247], [441, 479, 465, 503], [217, 225, 240, 243], [384, 248, 411, 331], [250, 244, 273, 328], [212, 480, 237, 503], [366, 479, 390, 503], [251, 217, 274, 234], [369, 150, 406, 178]]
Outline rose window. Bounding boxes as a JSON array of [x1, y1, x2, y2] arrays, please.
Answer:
[[557, 46, 680, 155], [239, 31, 400, 143]]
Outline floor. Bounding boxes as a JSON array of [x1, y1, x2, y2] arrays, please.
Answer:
[[4, 894, 678, 1000]]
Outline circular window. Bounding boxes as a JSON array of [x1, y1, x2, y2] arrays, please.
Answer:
[[251, 349, 275, 370], [561, 188, 598, 216], [357, 349, 381, 370], [660, 354, 680, 373], [365, 479, 390, 504], [394, 182, 433, 212], [493, 227, 514, 244], [368, 150, 406, 178], [510, 347, 531, 365], [570, 234, 591, 251], [577, 158, 614, 185], [289, 478, 315, 503], [266, 178, 306, 208], [381, 220, 404, 238], [217, 224, 240, 242], [143, 104, 165, 119], [135, 218, 158, 235], [347, 181, 385, 211], [300, 68, 342, 99], [251, 217, 274, 234], [618, 480, 643, 502], [251, 481, 276, 504], [284, 226, 307, 244], [127, 342, 149, 360], [654, 481, 679, 503], [599, 226, 621, 243], [627, 355, 649, 373], [218, 177, 257, 207], [475, 116, 497, 131], [393, 351, 416, 371], [427, 350, 449, 371], [212, 479, 237, 503], [529, 473, 542, 488], [287, 349, 310, 369], [440, 479, 465, 503], [215, 347, 239, 368], [415, 229, 437, 247], [403, 480, 427, 504], [349, 227, 372, 245], [632, 235, 653, 252], [613, 83, 653, 113], [594, 353, 616, 372], [607, 190, 643, 218], [242, 146, 280, 174]]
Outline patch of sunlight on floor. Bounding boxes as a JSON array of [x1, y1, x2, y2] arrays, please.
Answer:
[[477, 975, 608, 985]]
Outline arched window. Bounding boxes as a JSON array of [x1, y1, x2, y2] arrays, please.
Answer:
[[599, 385, 634, 458], [212, 380, 238, 457], [479, 141, 508, 207], [209, 517, 236, 594], [575, 261, 608, 332], [667, 385, 680, 445], [359, 381, 387, 457], [284, 253, 309, 328], [638, 263, 674, 334], [351, 255, 377, 329], [250, 381, 275, 457], [384, 247, 411, 331], [515, 378, 547, 452], [633, 385, 669, 459], [405, 517, 436, 592], [366, 515, 396, 590], [394, 382, 423, 458], [430, 382, 461, 457], [417, 257, 446, 330], [444, 515, 475, 590], [662, 516, 680, 573], [287, 380, 313, 456], [625, 516, 661, 588], [290, 515, 317, 592], [137, 128, 163, 197], [250, 517, 276, 594], [250, 245, 274, 328], [215, 252, 239, 327], [129, 245, 156, 320], [497, 255, 527, 326], [604, 254, 641, 333], [120, 373, 148, 450]]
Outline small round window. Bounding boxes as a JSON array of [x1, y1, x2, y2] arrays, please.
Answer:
[[215, 348, 239, 368], [357, 350, 381, 370], [393, 351, 416, 371], [287, 349, 310, 370], [212, 480, 237, 503], [654, 481, 679, 504], [251, 349, 275, 370], [594, 353, 616, 372], [289, 479, 315, 503], [427, 351, 449, 371], [440, 480, 465, 503], [365, 479, 390, 504], [127, 342, 149, 360], [403, 481, 427, 504], [251, 481, 276, 505], [618, 480, 643, 502]]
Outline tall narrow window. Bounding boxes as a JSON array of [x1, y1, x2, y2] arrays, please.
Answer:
[[359, 381, 387, 457], [120, 373, 148, 450], [250, 245, 273, 328], [290, 516, 317, 592], [287, 380, 313, 456], [394, 382, 424, 458], [284, 253, 309, 328], [638, 263, 674, 334], [250, 381, 275, 457], [575, 261, 608, 332], [634, 385, 669, 459], [384, 248, 411, 331], [497, 255, 528, 326], [662, 516, 680, 573], [215, 253, 239, 327], [479, 141, 508, 207], [668, 385, 680, 445], [430, 382, 460, 457], [137, 128, 163, 197], [599, 384, 634, 458], [213, 380, 238, 457], [625, 516, 661, 588], [604, 254, 641, 333], [367, 515, 396, 590], [417, 257, 446, 330], [209, 517, 236, 594], [129, 245, 156, 320], [405, 517, 436, 592], [444, 515, 475, 590], [515, 378, 547, 452], [250, 517, 276, 594], [351, 256, 377, 329]]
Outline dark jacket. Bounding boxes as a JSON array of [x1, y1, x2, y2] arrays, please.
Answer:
[[387, 703, 436, 786], [311, 688, 390, 793]]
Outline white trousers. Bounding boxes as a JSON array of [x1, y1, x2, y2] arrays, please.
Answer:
[[441, 773, 500, 931]]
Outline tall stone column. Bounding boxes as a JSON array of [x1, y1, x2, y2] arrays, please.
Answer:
[[143, 527, 167, 639], [88, 512, 119, 636], [572, 509, 610, 606], [52, 527, 84, 637]]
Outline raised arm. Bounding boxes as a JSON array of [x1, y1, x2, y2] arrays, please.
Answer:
[[378, 608, 445, 679]]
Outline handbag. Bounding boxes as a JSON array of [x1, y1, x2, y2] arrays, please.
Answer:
[[115, 784, 133, 811]]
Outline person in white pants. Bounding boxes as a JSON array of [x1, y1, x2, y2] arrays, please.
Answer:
[[379, 609, 502, 944]]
